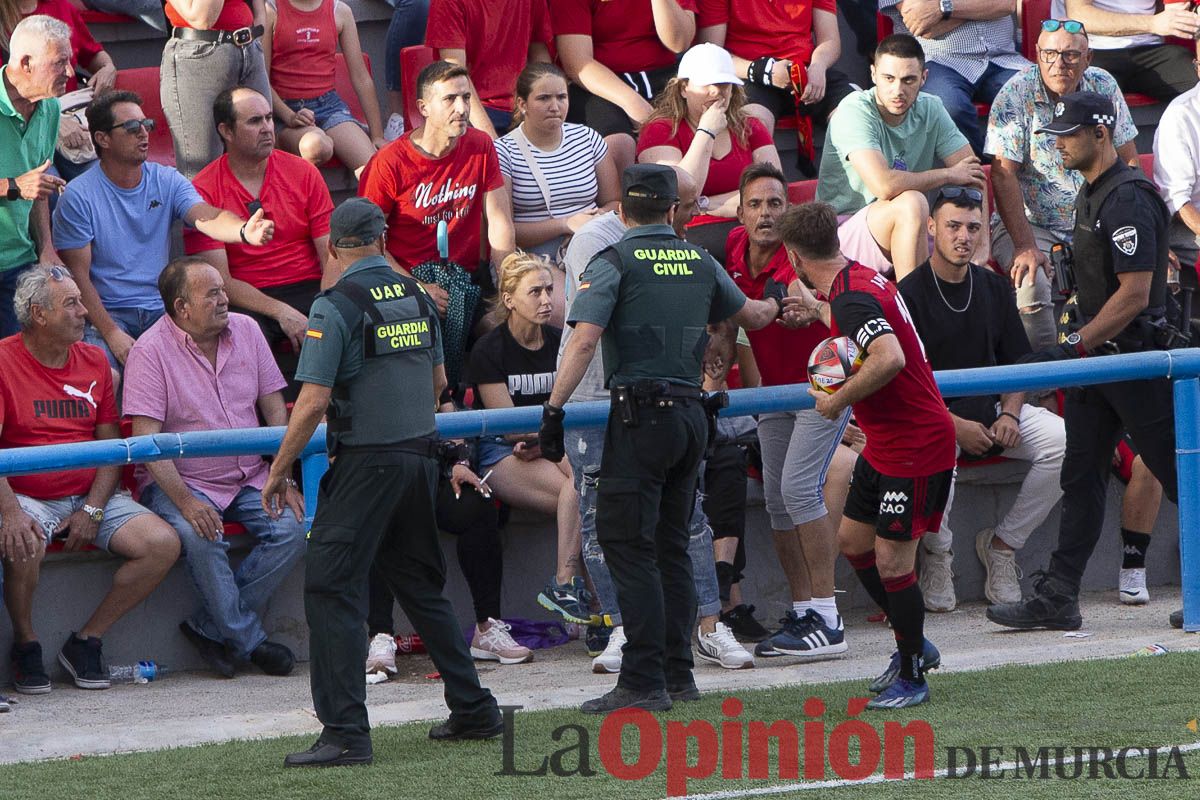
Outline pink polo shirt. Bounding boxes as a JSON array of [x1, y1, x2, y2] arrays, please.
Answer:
[[123, 313, 288, 510]]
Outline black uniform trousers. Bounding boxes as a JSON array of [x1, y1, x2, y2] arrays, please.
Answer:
[[594, 398, 709, 692], [1049, 377, 1178, 592], [305, 450, 497, 748]]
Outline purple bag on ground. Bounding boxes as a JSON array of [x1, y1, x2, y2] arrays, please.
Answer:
[[462, 618, 571, 650]]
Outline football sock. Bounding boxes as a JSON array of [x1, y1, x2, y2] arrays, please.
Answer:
[[883, 571, 925, 683], [847, 550, 890, 615], [1121, 529, 1151, 570]]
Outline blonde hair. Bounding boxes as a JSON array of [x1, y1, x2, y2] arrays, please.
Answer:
[[491, 251, 553, 323], [645, 77, 751, 145]]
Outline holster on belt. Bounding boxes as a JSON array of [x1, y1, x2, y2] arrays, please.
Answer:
[[612, 385, 639, 428]]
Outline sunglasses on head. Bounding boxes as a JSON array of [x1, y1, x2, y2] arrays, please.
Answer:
[[108, 118, 156, 134], [936, 186, 984, 204], [1042, 19, 1086, 34], [47, 265, 69, 281]]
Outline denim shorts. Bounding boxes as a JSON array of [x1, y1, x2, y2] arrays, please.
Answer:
[[281, 90, 361, 132], [11, 492, 153, 552], [476, 436, 514, 470]]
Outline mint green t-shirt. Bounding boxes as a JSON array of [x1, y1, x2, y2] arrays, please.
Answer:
[[0, 83, 59, 270], [817, 89, 967, 216]]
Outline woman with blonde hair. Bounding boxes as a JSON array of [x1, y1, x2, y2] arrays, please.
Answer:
[[637, 42, 781, 260], [464, 252, 588, 626]]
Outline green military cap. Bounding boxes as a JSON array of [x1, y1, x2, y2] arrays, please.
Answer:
[[330, 197, 388, 248]]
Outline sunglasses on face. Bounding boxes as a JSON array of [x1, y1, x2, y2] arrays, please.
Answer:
[[1042, 19, 1086, 34], [108, 118, 156, 134], [936, 186, 984, 204]]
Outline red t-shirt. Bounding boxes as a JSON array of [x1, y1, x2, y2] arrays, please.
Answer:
[[8, 1, 104, 93], [425, 0, 552, 112], [724, 226, 829, 388], [270, 0, 337, 100], [550, 0, 698, 74], [166, 0, 254, 30], [0, 336, 118, 500], [696, 0, 835, 66], [828, 262, 956, 477], [636, 117, 772, 197], [184, 150, 331, 289], [359, 128, 503, 270]]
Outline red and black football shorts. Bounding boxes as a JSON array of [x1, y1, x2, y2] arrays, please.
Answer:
[[843, 456, 953, 541]]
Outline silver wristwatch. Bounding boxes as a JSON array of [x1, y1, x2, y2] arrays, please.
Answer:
[[82, 503, 104, 523], [940, 0, 954, 20]]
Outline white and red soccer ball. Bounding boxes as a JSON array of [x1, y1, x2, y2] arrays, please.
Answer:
[[807, 336, 863, 394]]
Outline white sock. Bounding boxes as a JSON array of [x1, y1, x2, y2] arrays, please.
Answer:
[[811, 596, 840, 628], [792, 600, 813, 618]]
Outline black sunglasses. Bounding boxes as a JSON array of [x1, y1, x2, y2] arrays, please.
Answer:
[[936, 186, 984, 204], [108, 118, 156, 134], [1042, 19, 1086, 34]]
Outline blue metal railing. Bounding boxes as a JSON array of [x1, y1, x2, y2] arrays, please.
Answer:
[[1, 351, 1197, 629]]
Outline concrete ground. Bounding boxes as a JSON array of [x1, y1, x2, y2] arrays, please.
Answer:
[[1, 588, 1194, 765]]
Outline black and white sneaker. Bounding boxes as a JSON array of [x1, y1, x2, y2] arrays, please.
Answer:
[[772, 611, 848, 658], [58, 633, 110, 690]]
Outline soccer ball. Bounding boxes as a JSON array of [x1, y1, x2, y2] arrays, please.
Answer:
[[807, 336, 863, 394]]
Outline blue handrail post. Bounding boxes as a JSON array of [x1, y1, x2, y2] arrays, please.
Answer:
[[1174, 376, 1200, 632], [300, 452, 328, 529]]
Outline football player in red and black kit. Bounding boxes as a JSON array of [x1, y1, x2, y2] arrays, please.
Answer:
[[777, 202, 956, 709]]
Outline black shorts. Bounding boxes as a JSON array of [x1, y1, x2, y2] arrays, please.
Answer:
[[843, 456, 953, 542], [702, 441, 748, 542], [743, 67, 855, 122], [567, 64, 677, 137]]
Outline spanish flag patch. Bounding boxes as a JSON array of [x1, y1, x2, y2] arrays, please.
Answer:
[[579, 282, 591, 291], [305, 329, 323, 340]]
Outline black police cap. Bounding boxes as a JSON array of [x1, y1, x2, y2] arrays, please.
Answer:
[[621, 164, 679, 203], [1035, 91, 1117, 135]]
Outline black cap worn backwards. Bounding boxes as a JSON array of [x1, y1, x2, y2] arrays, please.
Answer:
[[330, 197, 387, 248], [1035, 91, 1117, 135], [621, 163, 679, 203]]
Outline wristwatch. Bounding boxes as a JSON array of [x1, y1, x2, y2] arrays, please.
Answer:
[[940, 0, 954, 20], [5, 180, 19, 201], [82, 504, 104, 523], [1064, 331, 1087, 357], [697, 195, 711, 212]]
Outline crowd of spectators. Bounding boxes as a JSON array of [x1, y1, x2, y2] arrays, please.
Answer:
[[0, 0, 1196, 706]]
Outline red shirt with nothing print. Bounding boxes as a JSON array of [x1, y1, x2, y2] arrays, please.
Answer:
[[0, 336, 118, 500], [550, 0, 699, 74], [425, 0, 552, 112], [696, 0, 836, 66], [723, 226, 829, 388], [358, 128, 503, 271], [166, 0, 253, 30]]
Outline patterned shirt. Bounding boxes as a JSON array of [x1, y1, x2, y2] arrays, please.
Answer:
[[984, 65, 1138, 236], [880, 0, 1027, 82]]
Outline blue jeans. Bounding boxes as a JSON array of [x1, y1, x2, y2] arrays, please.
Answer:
[[83, 306, 164, 368], [0, 263, 34, 338], [142, 483, 307, 659], [385, 0, 431, 92], [568, 426, 721, 627], [922, 61, 1017, 157]]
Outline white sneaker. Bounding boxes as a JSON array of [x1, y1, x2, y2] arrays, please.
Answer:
[[470, 619, 533, 665], [696, 622, 754, 670], [1118, 568, 1150, 605], [976, 528, 1022, 605], [383, 112, 405, 142], [365, 632, 397, 675], [920, 548, 956, 612], [592, 625, 625, 674]]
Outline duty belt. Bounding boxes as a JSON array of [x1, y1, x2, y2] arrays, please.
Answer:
[[611, 380, 705, 403], [172, 25, 264, 47]]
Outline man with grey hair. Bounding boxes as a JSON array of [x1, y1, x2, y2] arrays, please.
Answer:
[[0, 16, 71, 338], [0, 266, 179, 698]]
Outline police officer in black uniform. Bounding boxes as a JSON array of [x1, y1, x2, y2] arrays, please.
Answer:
[[539, 165, 794, 714], [986, 92, 1180, 632], [264, 198, 500, 767]]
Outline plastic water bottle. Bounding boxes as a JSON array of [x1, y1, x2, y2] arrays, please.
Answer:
[[109, 661, 169, 684]]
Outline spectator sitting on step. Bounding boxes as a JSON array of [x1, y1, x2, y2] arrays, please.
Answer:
[[464, 252, 587, 626], [185, 86, 334, 401], [424, 0, 552, 138], [1060, 0, 1200, 101], [898, 187, 1066, 612], [263, 0, 385, 178], [0, 265, 178, 696], [817, 34, 985, 280], [637, 43, 782, 263], [985, 18, 1139, 352], [496, 62, 619, 326], [1, 0, 119, 180], [551, 0, 698, 175], [124, 257, 306, 679], [53, 90, 275, 372], [881, 0, 1028, 158]]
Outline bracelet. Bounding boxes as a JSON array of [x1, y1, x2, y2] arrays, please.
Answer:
[[239, 222, 250, 244], [998, 411, 1020, 424], [697, 127, 717, 141]]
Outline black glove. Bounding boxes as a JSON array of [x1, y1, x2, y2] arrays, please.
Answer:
[[539, 402, 566, 463], [745, 56, 779, 88], [763, 276, 786, 318], [1016, 341, 1086, 364]]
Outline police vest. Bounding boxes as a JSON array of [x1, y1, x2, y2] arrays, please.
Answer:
[[596, 232, 721, 386], [321, 267, 441, 451], [1072, 165, 1168, 324]]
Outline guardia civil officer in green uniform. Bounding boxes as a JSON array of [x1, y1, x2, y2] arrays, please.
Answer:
[[987, 92, 1182, 633], [264, 198, 500, 768], [540, 165, 791, 714]]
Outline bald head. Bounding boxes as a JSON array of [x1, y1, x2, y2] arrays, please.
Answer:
[[671, 166, 699, 235]]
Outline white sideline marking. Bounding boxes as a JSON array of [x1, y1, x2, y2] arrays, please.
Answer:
[[673, 741, 1200, 799]]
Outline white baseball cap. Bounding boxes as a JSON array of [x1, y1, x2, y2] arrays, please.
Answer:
[[677, 43, 743, 87]]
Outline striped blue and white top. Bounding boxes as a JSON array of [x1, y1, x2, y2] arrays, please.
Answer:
[[495, 122, 609, 223]]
